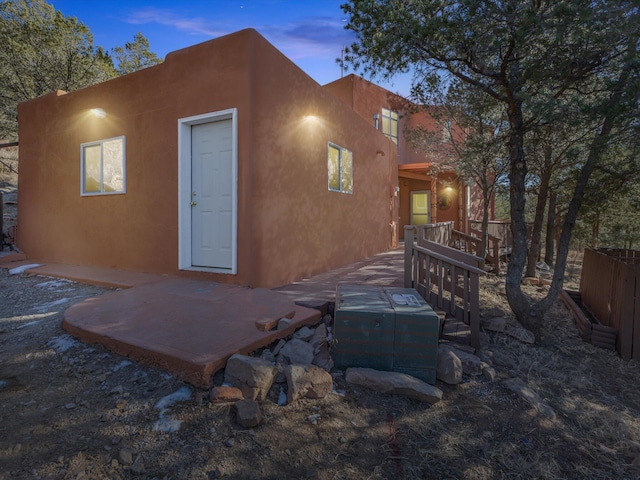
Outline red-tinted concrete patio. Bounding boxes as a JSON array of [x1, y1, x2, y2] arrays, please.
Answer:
[[63, 279, 321, 388], [0, 248, 405, 388]]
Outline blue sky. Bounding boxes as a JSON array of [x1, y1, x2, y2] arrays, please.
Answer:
[[49, 0, 413, 96]]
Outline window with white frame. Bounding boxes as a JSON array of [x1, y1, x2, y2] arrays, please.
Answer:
[[381, 107, 399, 146], [81, 136, 126, 195], [327, 143, 353, 194]]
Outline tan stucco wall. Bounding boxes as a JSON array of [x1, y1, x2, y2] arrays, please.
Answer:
[[18, 30, 255, 284], [327, 75, 494, 232], [325, 75, 440, 166], [249, 36, 398, 287], [17, 29, 398, 288], [322, 76, 354, 109]]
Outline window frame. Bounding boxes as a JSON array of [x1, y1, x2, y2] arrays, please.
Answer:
[[80, 136, 126, 196], [381, 107, 399, 147], [442, 119, 453, 143], [327, 142, 353, 195]]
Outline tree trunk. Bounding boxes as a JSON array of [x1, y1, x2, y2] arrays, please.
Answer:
[[525, 150, 552, 277], [479, 182, 491, 260], [507, 42, 634, 340], [544, 192, 556, 266], [532, 55, 633, 320], [590, 212, 600, 248], [504, 79, 541, 336]]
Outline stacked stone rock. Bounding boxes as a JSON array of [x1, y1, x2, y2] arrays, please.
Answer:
[[209, 310, 543, 427], [211, 314, 453, 427]]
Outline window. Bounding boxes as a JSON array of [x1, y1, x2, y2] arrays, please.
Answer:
[[327, 143, 353, 194], [381, 108, 399, 145], [81, 136, 126, 195], [442, 119, 452, 142]]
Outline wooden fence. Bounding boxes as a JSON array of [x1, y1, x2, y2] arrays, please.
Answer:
[[580, 248, 640, 360], [405, 225, 486, 348]]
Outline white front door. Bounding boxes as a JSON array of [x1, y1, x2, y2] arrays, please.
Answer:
[[190, 119, 233, 269]]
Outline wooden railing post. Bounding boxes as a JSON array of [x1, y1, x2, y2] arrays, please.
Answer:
[[0, 191, 3, 247], [469, 273, 480, 348], [633, 263, 640, 360], [410, 242, 485, 349], [404, 226, 415, 288]]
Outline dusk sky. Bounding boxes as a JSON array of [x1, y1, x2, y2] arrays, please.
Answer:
[[49, 0, 413, 96]]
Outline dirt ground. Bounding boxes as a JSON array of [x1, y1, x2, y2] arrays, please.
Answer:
[[1, 260, 640, 480]]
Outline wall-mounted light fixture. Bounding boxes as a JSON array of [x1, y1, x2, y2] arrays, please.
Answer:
[[373, 113, 380, 129], [91, 108, 106, 119], [438, 177, 456, 190]]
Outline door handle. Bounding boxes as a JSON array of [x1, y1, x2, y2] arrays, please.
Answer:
[[190, 201, 197, 206]]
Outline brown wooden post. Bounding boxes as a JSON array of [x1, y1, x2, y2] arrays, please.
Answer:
[[431, 180, 438, 224], [491, 235, 500, 274], [620, 263, 635, 360], [633, 263, 640, 360], [457, 179, 464, 231], [469, 272, 480, 349], [404, 226, 414, 288], [0, 192, 3, 247]]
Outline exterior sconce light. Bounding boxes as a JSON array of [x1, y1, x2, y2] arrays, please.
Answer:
[[373, 113, 380, 129], [91, 108, 106, 119]]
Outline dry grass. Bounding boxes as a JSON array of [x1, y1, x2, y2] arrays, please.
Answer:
[[3, 262, 640, 479], [395, 266, 640, 479]]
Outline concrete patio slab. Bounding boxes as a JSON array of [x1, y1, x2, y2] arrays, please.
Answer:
[[2, 248, 405, 390], [0, 251, 27, 264], [274, 248, 405, 305], [63, 278, 321, 388]]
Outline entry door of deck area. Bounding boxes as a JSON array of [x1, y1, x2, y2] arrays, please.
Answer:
[[190, 119, 233, 269], [411, 191, 430, 225]]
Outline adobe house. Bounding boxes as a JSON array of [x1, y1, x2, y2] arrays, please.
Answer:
[[324, 75, 490, 239], [16, 29, 399, 289]]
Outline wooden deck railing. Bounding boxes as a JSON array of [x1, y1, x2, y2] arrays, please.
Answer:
[[470, 220, 512, 251], [405, 225, 486, 348], [412, 221, 454, 246], [410, 221, 501, 272], [580, 248, 640, 360], [467, 228, 501, 272]]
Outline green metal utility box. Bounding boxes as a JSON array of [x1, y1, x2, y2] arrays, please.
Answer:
[[333, 284, 440, 384]]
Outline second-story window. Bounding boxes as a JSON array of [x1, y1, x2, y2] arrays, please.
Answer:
[[381, 108, 399, 146], [327, 142, 353, 194], [442, 119, 453, 142]]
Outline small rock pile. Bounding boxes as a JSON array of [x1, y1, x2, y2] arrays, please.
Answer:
[[209, 314, 448, 427], [436, 342, 496, 385], [207, 310, 537, 428], [207, 315, 336, 427]]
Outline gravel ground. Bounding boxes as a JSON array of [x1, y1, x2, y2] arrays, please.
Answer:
[[2, 260, 640, 480]]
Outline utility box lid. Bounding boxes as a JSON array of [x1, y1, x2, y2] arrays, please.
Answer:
[[333, 284, 440, 384]]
